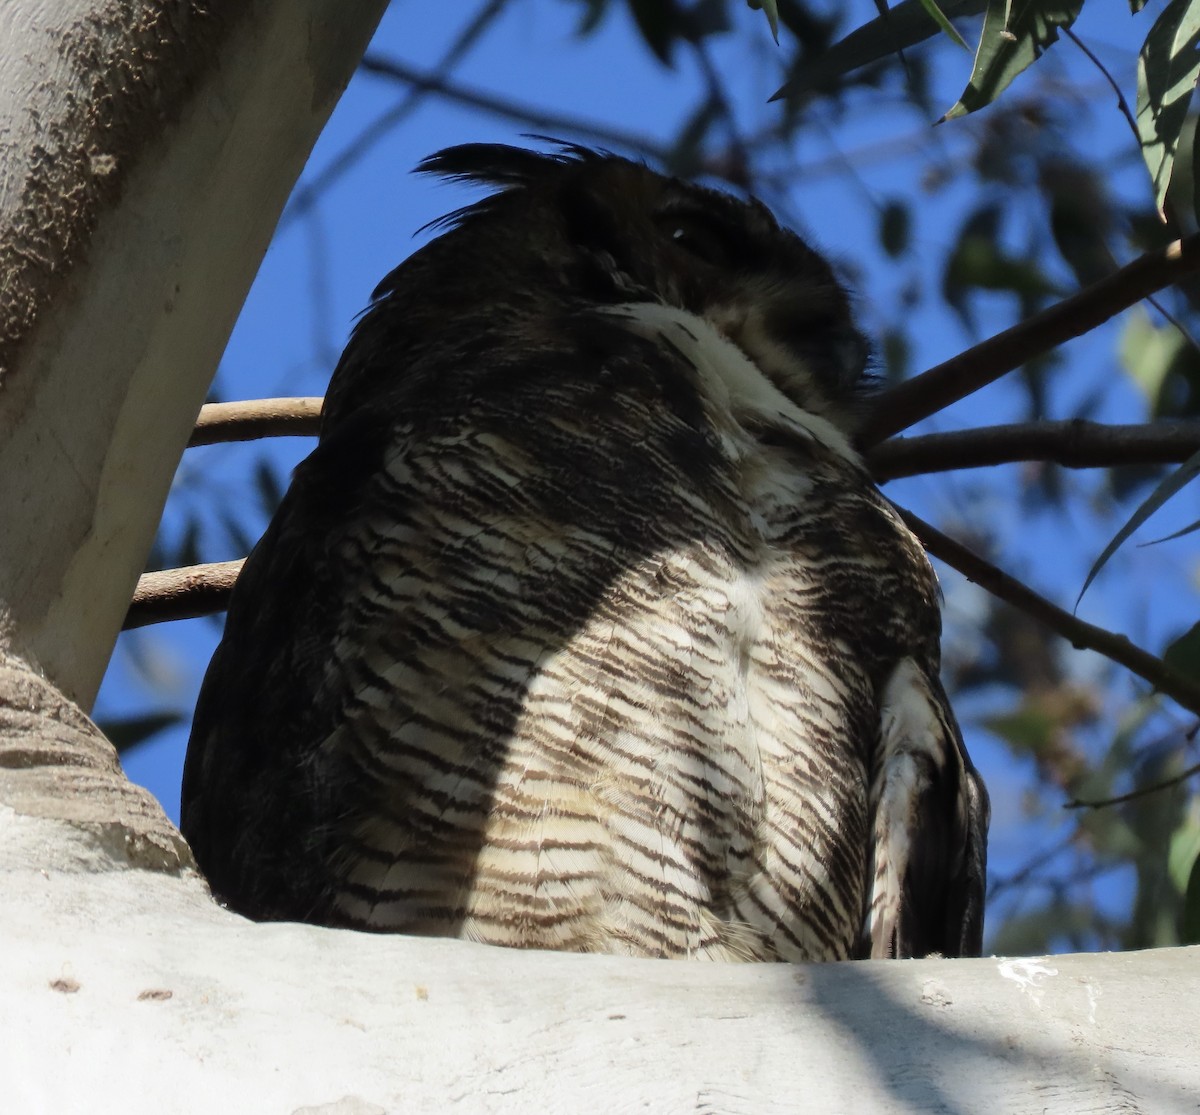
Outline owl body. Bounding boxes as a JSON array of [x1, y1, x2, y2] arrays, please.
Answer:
[[183, 145, 987, 960]]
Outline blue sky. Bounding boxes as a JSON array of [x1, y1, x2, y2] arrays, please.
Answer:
[[98, 1, 1198, 950]]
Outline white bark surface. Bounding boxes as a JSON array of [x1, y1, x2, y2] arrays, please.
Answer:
[[0, 0, 385, 706], [2, 805, 1197, 1115]]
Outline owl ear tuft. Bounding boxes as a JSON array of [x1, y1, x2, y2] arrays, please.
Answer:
[[416, 140, 602, 190], [416, 141, 610, 234]]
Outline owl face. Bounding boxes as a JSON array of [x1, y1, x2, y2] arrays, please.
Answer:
[[540, 151, 872, 434], [350, 143, 870, 435]]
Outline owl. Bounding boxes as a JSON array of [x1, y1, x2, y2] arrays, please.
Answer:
[[182, 142, 988, 961]]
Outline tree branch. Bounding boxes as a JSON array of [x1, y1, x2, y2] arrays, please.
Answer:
[[1064, 758, 1200, 810], [280, 0, 513, 229], [860, 235, 1200, 446], [359, 55, 672, 165], [869, 420, 1200, 481], [897, 509, 1200, 716], [124, 560, 244, 630], [188, 398, 322, 448]]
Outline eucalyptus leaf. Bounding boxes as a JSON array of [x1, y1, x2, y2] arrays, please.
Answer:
[[746, 0, 780, 41], [1184, 852, 1200, 943], [1139, 516, 1200, 547], [880, 199, 912, 256], [1136, 0, 1200, 217], [1118, 308, 1188, 411], [917, 0, 971, 49], [1077, 446, 1200, 608], [771, 0, 986, 100], [1164, 621, 1200, 681], [942, 0, 1082, 122], [99, 711, 183, 755]]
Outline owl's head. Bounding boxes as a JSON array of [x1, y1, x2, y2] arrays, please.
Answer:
[[350, 142, 872, 436]]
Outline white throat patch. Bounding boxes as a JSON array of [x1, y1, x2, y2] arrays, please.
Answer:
[[604, 302, 860, 464]]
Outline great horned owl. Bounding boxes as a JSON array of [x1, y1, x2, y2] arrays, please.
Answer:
[[182, 143, 988, 961]]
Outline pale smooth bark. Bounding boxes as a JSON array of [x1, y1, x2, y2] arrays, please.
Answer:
[[0, 0, 386, 902], [2, 807, 1198, 1115], [0, 0, 385, 707]]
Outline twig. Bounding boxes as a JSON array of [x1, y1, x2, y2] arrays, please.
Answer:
[[1063, 28, 1141, 145], [860, 235, 1200, 445], [897, 509, 1200, 716], [1064, 759, 1200, 810], [986, 834, 1076, 899], [689, 39, 753, 189], [358, 55, 672, 165], [280, 0, 513, 229], [124, 560, 244, 630], [189, 398, 322, 448], [869, 420, 1200, 480]]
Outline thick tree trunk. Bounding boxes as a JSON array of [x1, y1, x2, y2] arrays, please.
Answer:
[[2, 806, 1197, 1113], [0, 0, 386, 884], [0, 0, 385, 708]]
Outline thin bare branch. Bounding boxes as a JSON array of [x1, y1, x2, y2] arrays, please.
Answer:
[[869, 420, 1200, 481], [1063, 29, 1141, 148], [189, 398, 322, 448], [359, 55, 672, 164], [280, 0, 513, 229], [124, 560, 244, 630], [860, 235, 1200, 445], [689, 39, 753, 189], [1064, 759, 1200, 810], [898, 509, 1200, 716]]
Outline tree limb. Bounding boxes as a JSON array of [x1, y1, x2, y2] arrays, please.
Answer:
[[897, 509, 1200, 716], [869, 420, 1200, 481], [189, 404, 1200, 484], [860, 235, 1200, 446], [125, 561, 244, 630], [189, 398, 322, 448]]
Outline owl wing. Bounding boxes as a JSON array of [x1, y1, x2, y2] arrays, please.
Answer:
[[181, 314, 736, 926], [865, 657, 989, 958], [181, 405, 398, 920]]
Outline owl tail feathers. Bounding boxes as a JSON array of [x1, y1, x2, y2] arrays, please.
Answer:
[[863, 658, 989, 960]]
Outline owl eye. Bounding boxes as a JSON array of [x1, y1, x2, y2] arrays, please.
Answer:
[[657, 213, 737, 268]]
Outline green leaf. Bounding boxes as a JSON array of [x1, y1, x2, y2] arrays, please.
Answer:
[[879, 199, 911, 256], [255, 460, 285, 521], [1184, 852, 1200, 943], [1118, 307, 1188, 411], [746, 0, 780, 42], [983, 705, 1057, 753], [1164, 621, 1200, 680], [1140, 515, 1200, 547], [941, 204, 1060, 328], [881, 328, 911, 385], [568, 0, 609, 37], [1136, 0, 1200, 218], [99, 711, 183, 754], [917, 0, 971, 49], [771, 0, 987, 100], [1077, 446, 1200, 608], [942, 0, 1083, 122], [626, 0, 680, 65]]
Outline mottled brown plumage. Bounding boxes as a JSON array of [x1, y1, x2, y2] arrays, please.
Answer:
[[182, 143, 988, 960]]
